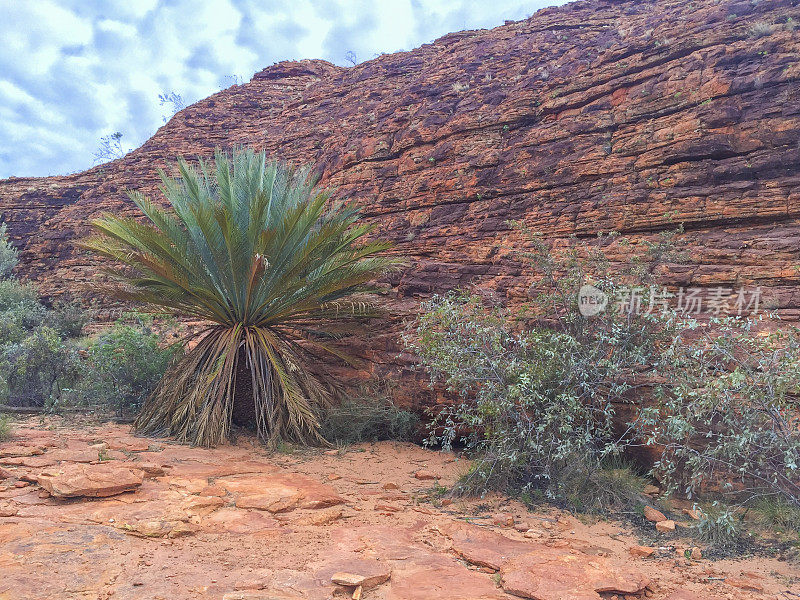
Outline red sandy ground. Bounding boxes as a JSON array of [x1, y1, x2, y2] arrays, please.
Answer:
[[0, 416, 797, 600]]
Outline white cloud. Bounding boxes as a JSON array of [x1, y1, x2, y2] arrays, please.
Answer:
[[0, 0, 565, 178]]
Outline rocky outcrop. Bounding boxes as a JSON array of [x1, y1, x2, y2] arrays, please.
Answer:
[[1, 0, 800, 405]]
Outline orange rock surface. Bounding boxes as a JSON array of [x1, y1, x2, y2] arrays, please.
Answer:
[[0, 416, 795, 599]]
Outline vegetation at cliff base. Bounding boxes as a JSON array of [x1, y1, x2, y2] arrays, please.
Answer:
[[407, 226, 800, 538]]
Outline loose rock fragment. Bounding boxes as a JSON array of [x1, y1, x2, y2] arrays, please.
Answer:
[[331, 570, 390, 589], [643, 505, 667, 523], [629, 545, 656, 558], [655, 519, 676, 533]]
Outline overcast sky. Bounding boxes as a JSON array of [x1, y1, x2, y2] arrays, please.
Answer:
[[0, 0, 567, 179]]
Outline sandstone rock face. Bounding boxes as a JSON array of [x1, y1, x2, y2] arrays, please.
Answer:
[[1, 0, 800, 407]]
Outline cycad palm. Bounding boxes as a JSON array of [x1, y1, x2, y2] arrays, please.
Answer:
[[83, 148, 398, 446]]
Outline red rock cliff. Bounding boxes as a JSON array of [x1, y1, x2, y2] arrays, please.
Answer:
[[1, 0, 800, 403]]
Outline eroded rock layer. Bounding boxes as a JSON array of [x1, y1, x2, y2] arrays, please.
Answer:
[[1, 0, 800, 403]]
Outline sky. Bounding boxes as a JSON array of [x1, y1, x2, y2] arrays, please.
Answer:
[[0, 0, 567, 179]]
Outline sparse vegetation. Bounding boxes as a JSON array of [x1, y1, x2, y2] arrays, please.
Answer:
[[158, 91, 185, 122], [93, 132, 129, 164], [0, 415, 11, 441], [319, 383, 418, 445], [0, 223, 18, 278], [695, 501, 742, 549], [750, 497, 800, 535], [560, 459, 648, 513], [748, 21, 775, 38]]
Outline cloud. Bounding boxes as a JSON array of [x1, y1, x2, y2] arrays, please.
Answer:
[[0, 0, 565, 178]]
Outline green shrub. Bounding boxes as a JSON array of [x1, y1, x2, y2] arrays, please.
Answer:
[[0, 326, 81, 407], [45, 299, 89, 338], [695, 502, 741, 548], [640, 317, 800, 509], [560, 458, 648, 513], [0, 280, 80, 407], [76, 316, 182, 414], [0, 415, 11, 441], [319, 386, 418, 445], [0, 279, 47, 339], [407, 228, 682, 501], [0, 223, 18, 279]]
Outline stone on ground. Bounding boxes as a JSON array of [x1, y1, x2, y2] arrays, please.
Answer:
[[36, 463, 144, 498]]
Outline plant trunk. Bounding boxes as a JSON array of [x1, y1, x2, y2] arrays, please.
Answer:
[[231, 348, 257, 428]]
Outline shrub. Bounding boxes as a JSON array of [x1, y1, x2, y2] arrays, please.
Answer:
[[0, 279, 47, 338], [77, 316, 182, 414], [748, 21, 775, 38], [46, 299, 89, 338], [0, 326, 80, 407], [751, 497, 800, 535], [0, 415, 11, 441], [560, 458, 648, 513], [640, 317, 800, 509], [407, 228, 682, 502], [695, 501, 741, 548], [320, 384, 418, 445], [0, 223, 18, 279]]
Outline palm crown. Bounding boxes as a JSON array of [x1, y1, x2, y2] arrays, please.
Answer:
[[83, 147, 398, 446]]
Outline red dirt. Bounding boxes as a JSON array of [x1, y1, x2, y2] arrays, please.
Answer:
[[0, 416, 797, 600]]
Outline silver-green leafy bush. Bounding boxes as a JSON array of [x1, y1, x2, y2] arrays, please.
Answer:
[[407, 229, 682, 502], [640, 316, 800, 509], [0, 223, 18, 279]]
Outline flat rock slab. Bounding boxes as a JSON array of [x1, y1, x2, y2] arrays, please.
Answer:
[[219, 473, 344, 513], [0, 444, 46, 458], [500, 551, 649, 600], [36, 463, 144, 498], [445, 523, 533, 570], [440, 523, 649, 600]]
